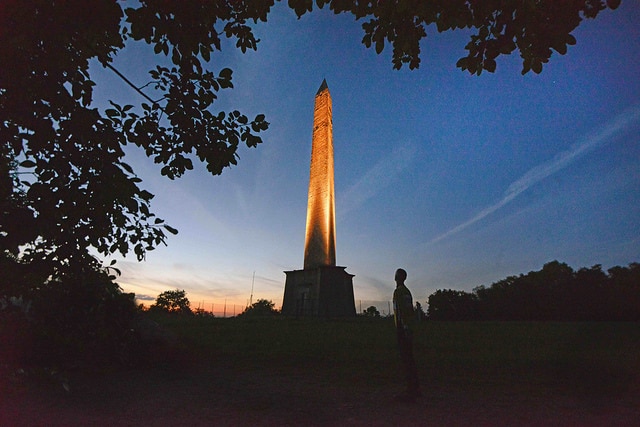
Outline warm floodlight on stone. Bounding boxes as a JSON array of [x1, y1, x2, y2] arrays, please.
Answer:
[[282, 80, 356, 317]]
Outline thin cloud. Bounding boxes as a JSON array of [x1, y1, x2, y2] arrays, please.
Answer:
[[428, 104, 640, 245], [133, 294, 155, 301], [338, 143, 417, 218]]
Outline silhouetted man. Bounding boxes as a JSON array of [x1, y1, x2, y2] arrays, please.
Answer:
[[392, 268, 421, 402]]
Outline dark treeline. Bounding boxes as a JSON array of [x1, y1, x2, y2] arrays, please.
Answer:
[[427, 261, 640, 321]]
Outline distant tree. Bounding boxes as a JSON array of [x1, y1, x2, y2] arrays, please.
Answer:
[[239, 299, 280, 317], [193, 307, 215, 318], [607, 263, 640, 321], [362, 305, 381, 318], [415, 301, 427, 321], [428, 289, 477, 321], [571, 264, 607, 320], [471, 260, 639, 321], [150, 289, 192, 315]]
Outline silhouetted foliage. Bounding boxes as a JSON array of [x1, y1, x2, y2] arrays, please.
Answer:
[[239, 299, 280, 317], [361, 305, 381, 318], [150, 289, 193, 315], [427, 261, 640, 321], [1, 1, 270, 281], [427, 289, 478, 321], [289, 0, 620, 74], [0, 253, 139, 367]]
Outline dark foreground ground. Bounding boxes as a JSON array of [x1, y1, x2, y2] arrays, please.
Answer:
[[2, 320, 639, 426], [2, 361, 638, 426]]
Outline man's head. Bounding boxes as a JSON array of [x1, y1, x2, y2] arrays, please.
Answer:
[[395, 268, 407, 285]]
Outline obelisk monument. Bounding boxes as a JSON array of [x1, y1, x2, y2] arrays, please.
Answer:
[[304, 79, 336, 269], [282, 80, 356, 317]]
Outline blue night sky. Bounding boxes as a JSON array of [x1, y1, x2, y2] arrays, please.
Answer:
[[93, 2, 640, 314]]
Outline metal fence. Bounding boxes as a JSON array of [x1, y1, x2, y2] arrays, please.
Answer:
[[189, 300, 395, 318], [356, 300, 394, 317], [193, 302, 246, 318]]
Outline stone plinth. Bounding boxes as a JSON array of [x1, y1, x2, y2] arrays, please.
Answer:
[[282, 266, 356, 317]]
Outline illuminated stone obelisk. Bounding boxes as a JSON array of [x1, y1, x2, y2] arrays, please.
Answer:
[[282, 80, 356, 317], [304, 79, 336, 269]]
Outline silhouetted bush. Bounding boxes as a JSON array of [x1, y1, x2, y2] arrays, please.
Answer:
[[0, 253, 141, 368], [238, 299, 280, 317], [360, 305, 381, 318]]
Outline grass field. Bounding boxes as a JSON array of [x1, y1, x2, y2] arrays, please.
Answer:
[[153, 317, 640, 405], [3, 317, 640, 426], [160, 316, 640, 392]]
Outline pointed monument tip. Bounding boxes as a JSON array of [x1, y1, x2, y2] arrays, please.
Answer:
[[316, 79, 328, 95]]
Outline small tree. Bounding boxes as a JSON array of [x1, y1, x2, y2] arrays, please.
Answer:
[[150, 289, 192, 315], [362, 305, 381, 318], [239, 299, 279, 317]]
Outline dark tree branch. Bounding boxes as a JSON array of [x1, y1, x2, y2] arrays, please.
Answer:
[[103, 62, 165, 108]]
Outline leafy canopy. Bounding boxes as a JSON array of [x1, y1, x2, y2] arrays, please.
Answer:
[[289, 0, 620, 74], [1, 0, 270, 278]]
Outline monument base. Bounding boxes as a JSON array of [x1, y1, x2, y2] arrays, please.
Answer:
[[282, 266, 356, 317]]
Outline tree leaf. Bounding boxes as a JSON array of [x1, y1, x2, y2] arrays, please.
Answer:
[[484, 58, 496, 73], [120, 162, 134, 174], [532, 60, 543, 74], [164, 224, 179, 235], [219, 68, 233, 80], [201, 46, 210, 62], [607, 0, 621, 9]]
